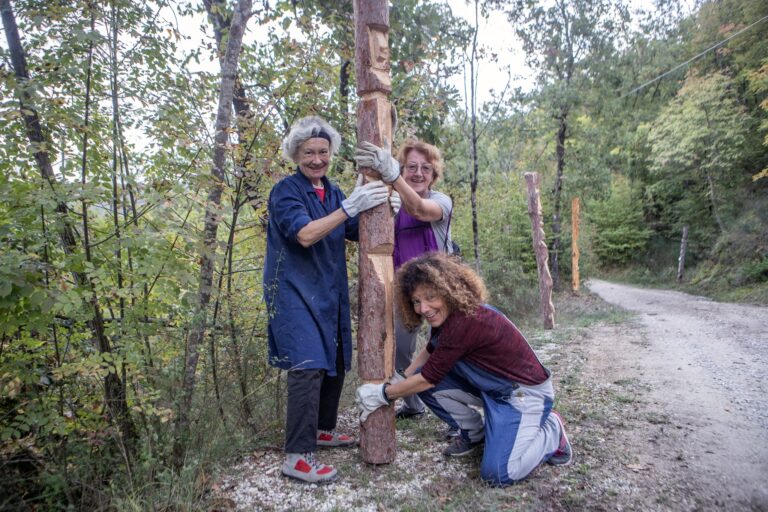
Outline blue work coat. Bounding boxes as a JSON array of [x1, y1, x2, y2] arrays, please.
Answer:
[[263, 170, 358, 375]]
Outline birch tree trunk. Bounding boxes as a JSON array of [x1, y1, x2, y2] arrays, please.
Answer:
[[354, 0, 397, 464], [173, 0, 252, 468]]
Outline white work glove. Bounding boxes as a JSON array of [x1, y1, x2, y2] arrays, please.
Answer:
[[355, 372, 405, 423], [341, 179, 388, 218], [354, 141, 400, 184], [356, 383, 390, 423], [389, 190, 401, 215]]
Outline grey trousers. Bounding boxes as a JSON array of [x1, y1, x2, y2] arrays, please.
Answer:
[[284, 342, 346, 453], [395, 312, 425, 414]]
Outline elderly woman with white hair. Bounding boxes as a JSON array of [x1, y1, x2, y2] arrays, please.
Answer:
[[263, 116, 391, 483]]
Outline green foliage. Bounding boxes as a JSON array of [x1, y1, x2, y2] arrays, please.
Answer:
[[587, 176, 652, 266], [448, 172, 540, 318], [646, 71, 757, 238], [747, 58, 768, 180], [2, 0, 768, 508]]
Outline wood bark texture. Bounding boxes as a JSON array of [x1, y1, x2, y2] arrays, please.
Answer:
[[354, 0, 397, 464], [173, 0, 252, 467], [525, 173, 556, 329], [571, 197, 580, 292], [677, 226, 689, 283]]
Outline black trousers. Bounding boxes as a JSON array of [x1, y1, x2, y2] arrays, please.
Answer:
[[284, 341, 346, 453]]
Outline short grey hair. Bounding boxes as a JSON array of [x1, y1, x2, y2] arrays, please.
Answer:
[[281, 116, 342, 163]]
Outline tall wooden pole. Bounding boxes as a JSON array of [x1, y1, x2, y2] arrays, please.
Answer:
[[354, 0, 396, 464], [571, 197, 580, 292], [525, 173, 555, 329]]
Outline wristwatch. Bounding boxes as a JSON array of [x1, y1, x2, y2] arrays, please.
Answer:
[[382, 383, 392, 402]]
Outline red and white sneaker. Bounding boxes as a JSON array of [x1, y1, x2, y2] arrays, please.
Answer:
[[547, 410, 573, 466], [282, 452, 338, 483], [317, 429, 355, 448]]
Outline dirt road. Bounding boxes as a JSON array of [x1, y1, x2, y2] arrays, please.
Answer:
[[586, 279, 768, 509]]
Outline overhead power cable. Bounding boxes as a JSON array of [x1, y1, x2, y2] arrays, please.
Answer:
[[619, 14, 768, 99]]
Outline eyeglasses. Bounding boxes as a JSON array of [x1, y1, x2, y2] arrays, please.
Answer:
[[404, 163, 434, 175]]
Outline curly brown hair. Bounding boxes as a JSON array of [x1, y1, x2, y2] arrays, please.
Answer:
[[395, 252, 487, 330], [396, 139, 444, 187]]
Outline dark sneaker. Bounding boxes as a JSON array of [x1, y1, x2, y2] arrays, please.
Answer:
[[282, 452, 338, 483], [443, 436, 483, 457], [547, 410, 573, 466], [317, 430, 355, 448], [395, 407, 425, 420], [444, 427, 460, 439]]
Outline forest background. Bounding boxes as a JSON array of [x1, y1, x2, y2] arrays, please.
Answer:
[[1, 0, 766, 509]]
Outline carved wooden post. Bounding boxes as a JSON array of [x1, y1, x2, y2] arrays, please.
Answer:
[[677, 226, 689, 283], [525, 173, 555, 329], [571, 197, 580, 292], [354, 0, 396, 464]]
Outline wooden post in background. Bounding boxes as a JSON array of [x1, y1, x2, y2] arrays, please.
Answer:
[[677, 226, 689, 283], [571, 197, 580, 293], [354, 0, 396, 464], [525, 173, 555, 329]]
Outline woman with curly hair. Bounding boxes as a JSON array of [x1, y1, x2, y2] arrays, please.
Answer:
[[355, 253, 573, 486]]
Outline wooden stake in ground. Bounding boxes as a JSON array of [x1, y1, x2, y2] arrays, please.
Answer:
[[571, 197, 580, 292], [677, 226, 689, 283], [354, 0, 396, 464], [525, 173, 555, 329]]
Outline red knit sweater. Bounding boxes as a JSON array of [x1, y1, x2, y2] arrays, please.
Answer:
[[421, 305, 548, 386]]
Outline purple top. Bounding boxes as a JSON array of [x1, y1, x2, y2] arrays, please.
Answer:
[[393, 209, 439, 268]]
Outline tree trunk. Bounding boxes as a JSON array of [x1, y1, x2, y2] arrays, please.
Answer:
[[354, 0, 397, 465], [550, 108, 568, 292], [204, 0, 263, 432], [204, 0, 263, 212], [109, 2, 125, 320], [173, 0, 252, 468], [525, 173, 555, 329], [469, 0, 481, 272]]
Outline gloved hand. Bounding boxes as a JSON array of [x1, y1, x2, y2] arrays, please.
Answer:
[[389, 190, 401, 215], [356, 383, 390, 423], [341, 179, 388, 218], [354, 141, 400, 184]]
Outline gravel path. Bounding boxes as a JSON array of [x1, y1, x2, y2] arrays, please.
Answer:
[[587, 279, 768, 507]]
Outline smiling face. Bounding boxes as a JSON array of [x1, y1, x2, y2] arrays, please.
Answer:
[[297, 137, 331, 186], [411, 284, 451, 328], [402, 149, 434, 197]]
